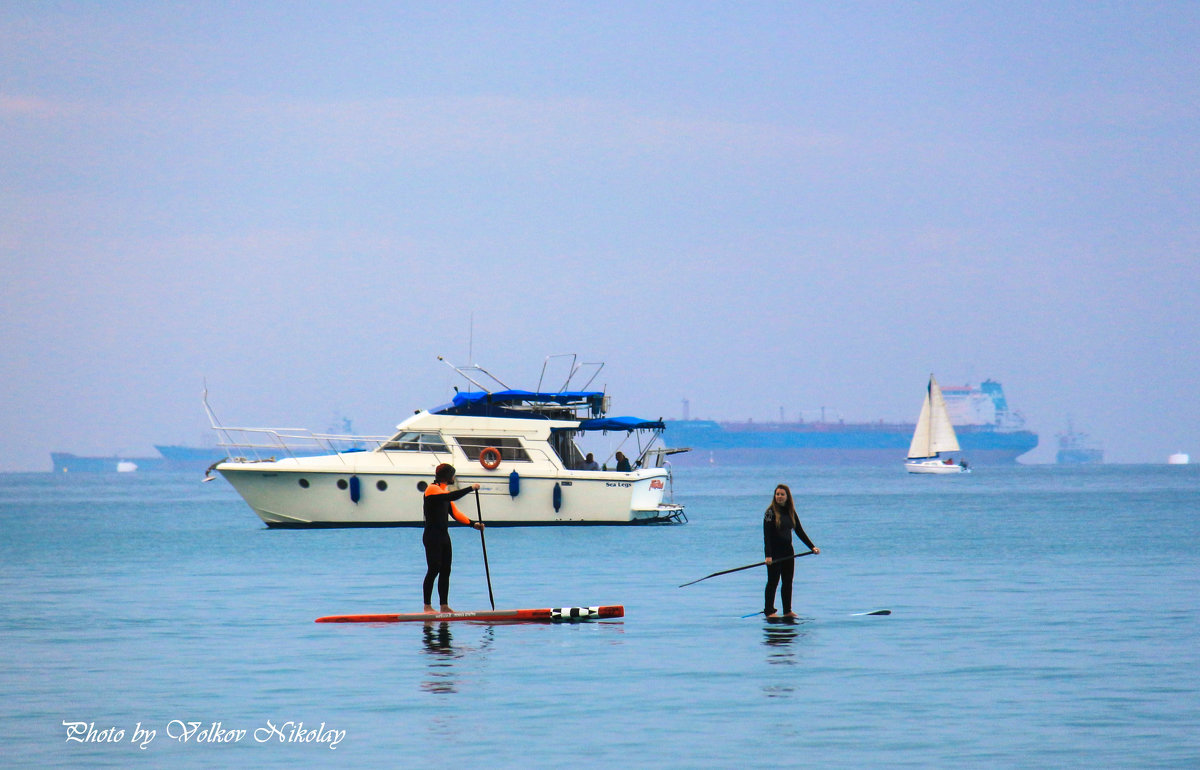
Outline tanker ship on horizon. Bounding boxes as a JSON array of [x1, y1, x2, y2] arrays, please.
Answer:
[[666, 380, 1037, 466]]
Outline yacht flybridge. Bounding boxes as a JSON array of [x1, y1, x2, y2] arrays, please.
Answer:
[[206, 357, 688, 527]]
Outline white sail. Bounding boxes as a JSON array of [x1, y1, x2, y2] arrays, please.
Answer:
[[907, 375, 961, 459]]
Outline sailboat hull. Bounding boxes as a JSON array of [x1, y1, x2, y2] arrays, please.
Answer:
[[905, 459, 969, 474]]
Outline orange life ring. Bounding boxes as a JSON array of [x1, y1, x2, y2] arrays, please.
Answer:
[[479, 447, 502, 470]]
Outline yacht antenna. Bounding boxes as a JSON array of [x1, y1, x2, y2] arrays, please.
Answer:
[[438, 356, 510, 393], [538, 354, 577, 393], [575, 362, 605, 391], [466, 313, 474, 392]]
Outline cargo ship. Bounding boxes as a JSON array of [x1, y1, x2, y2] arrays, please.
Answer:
[[665, 380, 1037, 466], [50, 452, 168, 472], [50, 417, 366, 472], [50, 445, 223, 473], [1055, 420, 1103, 465]]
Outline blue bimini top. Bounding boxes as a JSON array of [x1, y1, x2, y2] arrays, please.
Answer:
[[431, 390, 608, 418], [569, 416, 666, 432]]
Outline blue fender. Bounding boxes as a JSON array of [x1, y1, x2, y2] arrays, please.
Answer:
[[349, 475, 360, 504], [509, 470, 520, 498], [552, 482, 562, 512]]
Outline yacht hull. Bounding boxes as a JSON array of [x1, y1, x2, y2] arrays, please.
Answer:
[[218, 465, 682, 526], [905, 459, 969, 474]]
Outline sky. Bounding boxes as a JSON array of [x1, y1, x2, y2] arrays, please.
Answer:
[[2, 2, 1198, 470]]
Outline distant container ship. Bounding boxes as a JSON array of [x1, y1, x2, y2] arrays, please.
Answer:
[[50, 452, 166, 472], [665, 380, 1038, 466], [51, 445, 225, 473], [50, 417, 360, 472], [1055, 420, 1104, 465]]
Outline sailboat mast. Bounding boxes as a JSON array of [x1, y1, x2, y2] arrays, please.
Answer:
[[927, 376, 935, 457]]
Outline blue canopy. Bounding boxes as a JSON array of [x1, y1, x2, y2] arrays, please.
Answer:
[[564, 416, 665, 432], [450, 390, 605, 408], [432, 389, 607, 417]]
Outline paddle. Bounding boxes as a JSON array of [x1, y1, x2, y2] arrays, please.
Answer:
[[474, 489, 495, 610], [679, 550, 815, 588], [742, 608, 892, 619]]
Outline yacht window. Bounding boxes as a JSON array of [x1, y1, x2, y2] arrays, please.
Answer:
[[382, 431, 449, 453], [453, 436, 531, 462]]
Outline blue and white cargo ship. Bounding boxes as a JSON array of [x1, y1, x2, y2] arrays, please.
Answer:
[[667, 380, 1037, 466]]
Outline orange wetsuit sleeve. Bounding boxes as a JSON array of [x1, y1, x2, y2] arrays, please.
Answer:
[[426, 482, 474, 526]]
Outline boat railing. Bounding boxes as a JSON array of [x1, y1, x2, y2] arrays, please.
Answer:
[[212, 426, 392, 465], [640, 446, 691, 469], [204, 387, 392, 465]]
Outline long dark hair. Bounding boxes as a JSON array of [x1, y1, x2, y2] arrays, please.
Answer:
[[768, 483, 797, 529]]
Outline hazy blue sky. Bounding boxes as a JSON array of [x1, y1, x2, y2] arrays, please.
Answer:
[[3, 2, 1197, 470]]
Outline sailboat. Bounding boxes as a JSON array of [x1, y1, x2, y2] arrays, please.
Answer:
[[905, 375, 970, 474]]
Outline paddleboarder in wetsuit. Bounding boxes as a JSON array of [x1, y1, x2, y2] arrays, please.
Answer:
[[763, 483, 819, 619], [423, 463, 483, 614]]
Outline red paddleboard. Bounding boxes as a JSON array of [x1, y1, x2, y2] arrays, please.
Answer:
[[315, 605, 624, 623]]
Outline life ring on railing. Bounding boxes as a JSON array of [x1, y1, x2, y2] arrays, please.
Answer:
[[479, 447, 502, 470]]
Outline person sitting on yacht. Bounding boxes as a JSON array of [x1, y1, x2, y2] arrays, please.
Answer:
[[581, 453, 600, 471], [615, 452, 632, 472]]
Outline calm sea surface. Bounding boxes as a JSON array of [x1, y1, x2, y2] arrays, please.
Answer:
[[3, 464, 1198, 768]]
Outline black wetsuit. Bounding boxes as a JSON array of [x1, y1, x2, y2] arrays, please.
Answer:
[[763, 505, 815, 616], [422, 484, 475, 606]]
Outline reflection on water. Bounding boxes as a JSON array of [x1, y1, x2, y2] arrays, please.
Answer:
[[420, 622, 494, 695], [762, 617, 811, 699]]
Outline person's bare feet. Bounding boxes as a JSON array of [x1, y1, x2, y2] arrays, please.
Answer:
[[440, 605, 454, 613], [423, 605, 437, 614]]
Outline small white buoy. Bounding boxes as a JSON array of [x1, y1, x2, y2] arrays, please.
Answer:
[[1167, 452, 1189, 465], [117, 461, 138, 473]]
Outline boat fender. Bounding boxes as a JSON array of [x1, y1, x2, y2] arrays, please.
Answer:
[[480, 446, 502, 470], [349, 475, 361, 504], [552, 482, 562, 512], [508, 470, 520, 498]]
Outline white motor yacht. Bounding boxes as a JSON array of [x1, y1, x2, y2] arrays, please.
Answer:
[[207, 357, 688, 527]]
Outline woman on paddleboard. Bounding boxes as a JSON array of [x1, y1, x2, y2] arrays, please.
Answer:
[[423, 464, 483, 614], [763, 484, 819, 619]]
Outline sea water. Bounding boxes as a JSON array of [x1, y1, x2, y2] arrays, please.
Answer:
[[2, 465, 1198, 768]]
